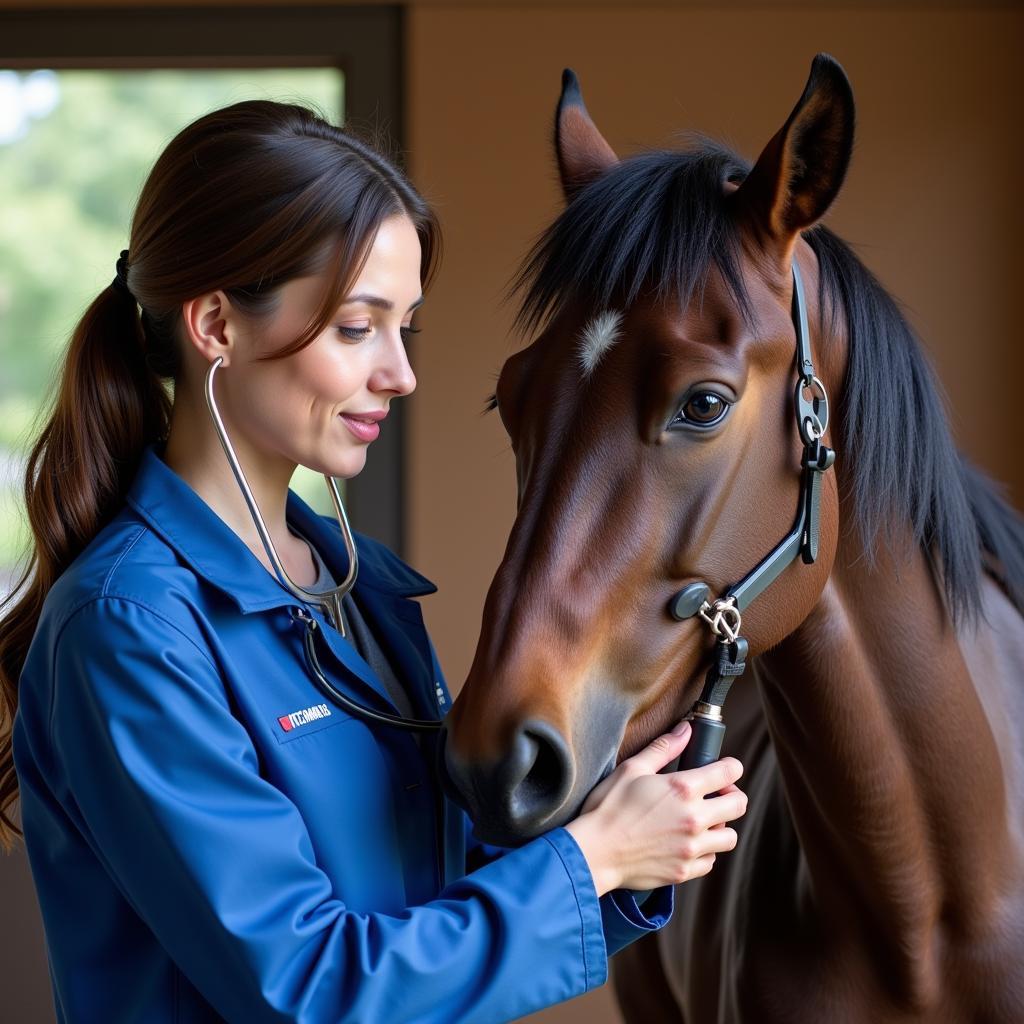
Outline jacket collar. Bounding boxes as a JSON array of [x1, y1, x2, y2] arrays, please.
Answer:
[[125, 442, 437, 614]]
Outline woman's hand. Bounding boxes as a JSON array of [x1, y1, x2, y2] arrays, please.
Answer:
[[564, 721, 747, 895]]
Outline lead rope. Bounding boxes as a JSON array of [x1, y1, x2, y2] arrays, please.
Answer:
[[677, 600, 748, 769]]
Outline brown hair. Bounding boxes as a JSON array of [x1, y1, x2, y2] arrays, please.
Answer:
[[0, 99, 440, 851]]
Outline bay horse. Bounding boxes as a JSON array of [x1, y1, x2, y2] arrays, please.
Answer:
[[441, 54, 1024, 1022]]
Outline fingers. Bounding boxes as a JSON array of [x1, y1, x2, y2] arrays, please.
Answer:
[[671, 756, 743, 801], [623, 721, 692, 775], [675, 785, 746, 838], [700, 788, 748, 829], [682, 852, 718, 882], [701, 826, 739, 856], [677, 828, 738, 867]]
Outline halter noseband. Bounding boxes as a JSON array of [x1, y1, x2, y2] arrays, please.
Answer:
[[667, 261, 836, 769]]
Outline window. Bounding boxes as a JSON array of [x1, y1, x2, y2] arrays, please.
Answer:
[[0, 5, 406, 602]]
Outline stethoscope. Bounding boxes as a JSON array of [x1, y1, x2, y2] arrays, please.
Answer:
[[205, 356, 443, 734]]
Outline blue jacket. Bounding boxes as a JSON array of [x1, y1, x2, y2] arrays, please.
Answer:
[[12, 442, 673, 1023]]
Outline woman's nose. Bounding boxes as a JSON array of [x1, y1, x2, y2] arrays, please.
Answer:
[[372, 332, 416, 396]]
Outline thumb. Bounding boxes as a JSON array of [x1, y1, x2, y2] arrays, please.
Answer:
[[624, 720, 691, 776]]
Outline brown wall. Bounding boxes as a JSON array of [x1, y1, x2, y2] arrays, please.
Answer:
[[405, 5, 1023, 1021]]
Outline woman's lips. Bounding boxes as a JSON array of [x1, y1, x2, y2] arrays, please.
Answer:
[[339, 413, 381, 442]]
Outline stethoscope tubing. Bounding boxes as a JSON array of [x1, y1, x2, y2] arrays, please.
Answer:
[[296, 607, 443, 732], [204, 355, 357, 633]]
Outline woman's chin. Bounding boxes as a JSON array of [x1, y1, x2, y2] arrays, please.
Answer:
[[291, 446, 367, 482], [323, 449, 368, 480]]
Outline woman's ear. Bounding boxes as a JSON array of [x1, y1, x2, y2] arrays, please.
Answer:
[[554, 68, 619, 203], [180, 291, 236, 367], [730, 53, 855, 264]]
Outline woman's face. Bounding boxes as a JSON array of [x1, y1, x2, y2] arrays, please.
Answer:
[[223, 213, 422, 480]]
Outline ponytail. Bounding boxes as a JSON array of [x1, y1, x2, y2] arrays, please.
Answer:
[[0, 278, 170, 851]]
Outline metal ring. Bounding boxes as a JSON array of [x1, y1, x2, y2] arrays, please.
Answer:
[[796, 375, 829, 446], [802, 374, 827, 402], [698, 597, 742, 643], [803, 413, 824, 441], [804, 376, 829, 430]]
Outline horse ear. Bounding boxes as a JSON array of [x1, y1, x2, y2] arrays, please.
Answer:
[[555, 68, 618, 202], [731, 53, 855, 259]]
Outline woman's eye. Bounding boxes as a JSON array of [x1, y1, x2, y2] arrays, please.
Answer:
[[336, 325, 372, 341], [670, 391, 731, 428], [335, 325, 422, 342]]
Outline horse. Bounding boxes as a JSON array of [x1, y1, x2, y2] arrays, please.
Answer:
[[439, 54, 1024, 1022]]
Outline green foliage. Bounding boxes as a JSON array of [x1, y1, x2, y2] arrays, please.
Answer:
[[0, 68, 345, 572]]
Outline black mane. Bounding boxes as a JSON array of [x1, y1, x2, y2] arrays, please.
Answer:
[[513, 142, 755, 335], [511, 142, 1024, 623]]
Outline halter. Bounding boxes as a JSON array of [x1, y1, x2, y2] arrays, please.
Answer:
[[667, 261, 836, 768]]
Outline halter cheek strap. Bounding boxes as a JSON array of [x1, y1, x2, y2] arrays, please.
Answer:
[[667, 261, 836, 770]]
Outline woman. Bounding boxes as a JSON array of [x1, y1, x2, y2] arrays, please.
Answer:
[[0, 100, 747, 1022]]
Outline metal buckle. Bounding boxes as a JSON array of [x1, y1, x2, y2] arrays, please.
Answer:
[[698, 597, 742, 644], [795, 374, 829, 446]]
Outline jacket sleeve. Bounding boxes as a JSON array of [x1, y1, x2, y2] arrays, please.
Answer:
[[49, 596, 613, 1024], [464, 823, 673, 958]]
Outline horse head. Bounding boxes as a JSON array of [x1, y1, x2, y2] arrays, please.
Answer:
[[442, 55, 855, 846]]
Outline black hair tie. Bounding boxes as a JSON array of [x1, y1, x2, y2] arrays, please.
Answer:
[[112, 249, 134, 299]]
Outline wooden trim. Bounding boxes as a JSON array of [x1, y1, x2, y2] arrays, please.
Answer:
[[0, 0, 1014, 9]]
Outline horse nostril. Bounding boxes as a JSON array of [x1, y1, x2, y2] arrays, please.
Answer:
[[505, 719, 573, 829], [439, 717, 575, 842]]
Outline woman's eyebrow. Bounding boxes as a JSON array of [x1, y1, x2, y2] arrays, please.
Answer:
[[340, 293, 425, 312]]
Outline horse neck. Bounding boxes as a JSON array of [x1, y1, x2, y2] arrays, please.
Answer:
[[755, 515, 1015, 952]]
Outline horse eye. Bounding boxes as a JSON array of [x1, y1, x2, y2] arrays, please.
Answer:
[[671, 392, 730, 428]]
